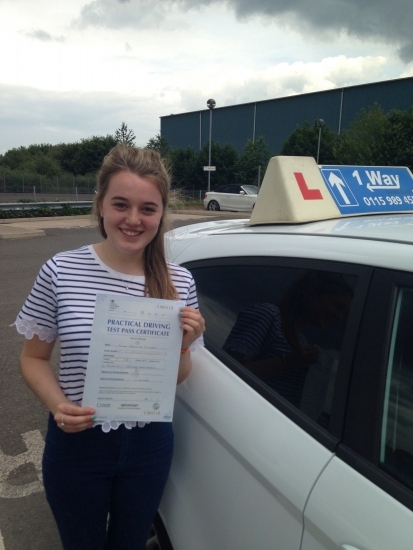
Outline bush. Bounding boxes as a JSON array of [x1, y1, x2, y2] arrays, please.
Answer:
[[0, 206, 92, 219]]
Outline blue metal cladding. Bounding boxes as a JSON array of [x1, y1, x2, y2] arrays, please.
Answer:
[[160, 77, 413, 155], [161, 111, 200, 149], [206, 103, 256, 151], [340, 78, 413, 129], [255, 89, 342, 154]]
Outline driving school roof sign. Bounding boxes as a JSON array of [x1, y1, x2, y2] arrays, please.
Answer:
[[249, 156, 413, 225]]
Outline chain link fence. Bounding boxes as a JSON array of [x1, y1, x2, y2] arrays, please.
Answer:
[[171, 189, 205, 202], [0, 172, 95, 196], [0, 172, 205, 203]]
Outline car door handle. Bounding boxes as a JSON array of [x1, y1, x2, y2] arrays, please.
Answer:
[[340, 545, 362, 550]]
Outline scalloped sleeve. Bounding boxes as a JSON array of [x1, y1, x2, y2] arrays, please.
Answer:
[[12, 258, 58, 343]]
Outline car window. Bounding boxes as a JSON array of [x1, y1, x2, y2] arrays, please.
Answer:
[[223, 185, 241, 193], [380, 287, 413, 490], [191, 262, 357, 431]]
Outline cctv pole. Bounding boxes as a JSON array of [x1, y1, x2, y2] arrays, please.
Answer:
[[207, 99, 216, 193]]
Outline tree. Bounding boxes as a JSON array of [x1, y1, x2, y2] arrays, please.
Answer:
[[168, 146, 198, 188], [146, 134, 170, 157], [235, 136, 271, 184], [115, 122, 136, 146], [196, 142, 239, 189], [56, 135, 117, 175], [334, 104, 388, 165], [0, 146, 32, 171], [281, 122, 338, 164], [371, 107, 413, 171], [0, 143, 56, 174], [24, 154, 61, 177], [166, 141, 239, 189]]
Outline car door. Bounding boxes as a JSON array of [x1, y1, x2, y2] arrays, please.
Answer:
[[216, 185, 233, 210], [227, 185, 245, 210], [239, 186, 256, 211], [301, 268, 413, 550], [160, 257, 369, 550]]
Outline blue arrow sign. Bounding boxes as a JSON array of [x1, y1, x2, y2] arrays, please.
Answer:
[[319, 166, 413, 214]]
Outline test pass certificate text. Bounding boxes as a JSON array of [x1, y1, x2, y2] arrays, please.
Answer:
[[82, 294, 184, 422]]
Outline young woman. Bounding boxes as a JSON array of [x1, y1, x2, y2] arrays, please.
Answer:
[[14, 145, 205, 550]]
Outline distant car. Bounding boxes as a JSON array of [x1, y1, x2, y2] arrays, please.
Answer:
[[149, 157, 413, 550], [203, 184, 258, 211]]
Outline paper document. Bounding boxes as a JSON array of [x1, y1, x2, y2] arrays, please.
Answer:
[[82, 293, 184, 422]]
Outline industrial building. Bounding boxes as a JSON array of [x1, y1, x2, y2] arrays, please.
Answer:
[[160, 76, 413, 155]]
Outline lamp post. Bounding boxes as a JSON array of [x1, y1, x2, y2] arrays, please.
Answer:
[[315, 118, 325, 164], [207, 98, 216, 192]]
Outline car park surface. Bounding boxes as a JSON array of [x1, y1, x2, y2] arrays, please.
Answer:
[[203, 184, 258, 211], [156, 157, 413, 550]]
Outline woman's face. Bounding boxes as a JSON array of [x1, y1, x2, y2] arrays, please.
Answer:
[[99, 171, 164, 260]]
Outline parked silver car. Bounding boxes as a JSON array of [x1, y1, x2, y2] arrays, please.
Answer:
[[203, 184, 258, 211]]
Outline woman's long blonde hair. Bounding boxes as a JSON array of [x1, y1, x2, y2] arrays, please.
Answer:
[[94, 144, 178, 300]]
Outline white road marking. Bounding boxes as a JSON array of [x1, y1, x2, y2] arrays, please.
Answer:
[[0, 430, 44, 499], [0, 528, 5, 550]]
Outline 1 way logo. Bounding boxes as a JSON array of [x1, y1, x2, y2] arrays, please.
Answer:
[[319, 164, 413, 215], [0, 431, 44, 498]]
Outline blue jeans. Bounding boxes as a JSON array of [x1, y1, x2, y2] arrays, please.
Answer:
[[42, 415, 174, 550]]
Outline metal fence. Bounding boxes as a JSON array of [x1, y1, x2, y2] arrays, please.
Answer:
[[0, 186, 205, 203], [170, 189, 205, 202], [0, 172, 96, 195], [0, 172, 205, 202]]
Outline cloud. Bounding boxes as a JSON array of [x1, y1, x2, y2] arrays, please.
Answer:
[[0, 83, 160, 153], [184, 0, 413, 62], [177, 55, 388, 110], [25, 29, 65, 42], [73, 0, 413, 61], [73, 0, 182, 29]]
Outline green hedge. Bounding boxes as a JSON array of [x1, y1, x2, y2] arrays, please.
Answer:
[[0, 205, 92, 219]]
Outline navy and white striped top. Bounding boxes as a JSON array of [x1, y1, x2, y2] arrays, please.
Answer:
[[15, 245, 202, 405]]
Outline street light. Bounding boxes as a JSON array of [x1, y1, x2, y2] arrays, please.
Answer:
[[315, 118, 325, 164], [207, 99, 216, 192]]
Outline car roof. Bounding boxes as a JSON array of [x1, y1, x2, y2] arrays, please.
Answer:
[[170, 214, 413, 244], [166, 213, 413, 272]]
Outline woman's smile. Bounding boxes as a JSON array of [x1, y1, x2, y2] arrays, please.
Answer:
[[120, 228, 143, 237]]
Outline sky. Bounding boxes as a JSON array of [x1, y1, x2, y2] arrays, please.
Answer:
[[1, 0, 413, 154]]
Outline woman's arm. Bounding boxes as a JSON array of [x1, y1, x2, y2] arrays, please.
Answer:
[[177, 307, 206, 384], [20, 336, 95, 432]]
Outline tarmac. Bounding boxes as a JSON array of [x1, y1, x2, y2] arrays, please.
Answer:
[[0, 210, 248, 239]]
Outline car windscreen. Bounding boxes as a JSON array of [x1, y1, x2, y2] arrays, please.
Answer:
[[242, 185, 259, 195]]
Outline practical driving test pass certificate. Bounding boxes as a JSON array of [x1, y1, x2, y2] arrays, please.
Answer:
[[82, 294, 184, 422]]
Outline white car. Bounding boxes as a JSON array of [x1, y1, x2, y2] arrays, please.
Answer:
[[151, 157, 413, 550], [203, 184, 258, 212]]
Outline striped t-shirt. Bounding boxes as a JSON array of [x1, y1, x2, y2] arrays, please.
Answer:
[[15, 245, 202, 405]]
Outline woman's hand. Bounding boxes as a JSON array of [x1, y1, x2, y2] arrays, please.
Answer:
[[54, 402, 96, 433], [179, 307, 205, 350]]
